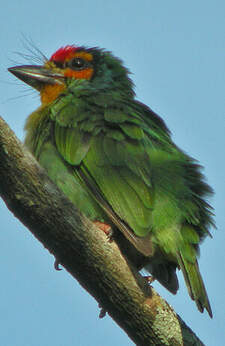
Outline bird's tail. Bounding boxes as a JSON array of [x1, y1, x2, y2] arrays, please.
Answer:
[[177, 252, 212, 318]]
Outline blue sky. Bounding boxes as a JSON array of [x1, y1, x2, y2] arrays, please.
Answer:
[[0, 1, 224, 345]]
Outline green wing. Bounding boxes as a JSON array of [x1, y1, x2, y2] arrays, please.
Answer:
[[50, 96, 213, 259], [51, 98, 159, 255], [50, 95, 214, 315]]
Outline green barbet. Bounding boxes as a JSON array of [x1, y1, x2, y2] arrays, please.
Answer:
[[8, 45, 214, 317]]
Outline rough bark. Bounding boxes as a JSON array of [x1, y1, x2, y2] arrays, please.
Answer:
[[0, 116, 205, 346]]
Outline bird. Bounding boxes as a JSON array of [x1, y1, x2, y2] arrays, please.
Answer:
[[8, 44, 214, 317]]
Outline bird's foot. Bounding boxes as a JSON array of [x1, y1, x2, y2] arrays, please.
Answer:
[[98, 303, 107, 318], [94, 221, 114, 242], [144, 275, 155, 284], [54, 259, 62, 271]]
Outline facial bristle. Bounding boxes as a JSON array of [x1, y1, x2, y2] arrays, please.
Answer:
[[50, 45, 81, 62]]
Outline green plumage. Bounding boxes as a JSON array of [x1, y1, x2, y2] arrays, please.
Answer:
[[10, 47, 214, 317]]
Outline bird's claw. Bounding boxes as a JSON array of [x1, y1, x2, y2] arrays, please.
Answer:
[[106, 228, 114, 242], [54, 259, 62, 271], [98, 303, 107, 318], [144, 275, 155, 284]]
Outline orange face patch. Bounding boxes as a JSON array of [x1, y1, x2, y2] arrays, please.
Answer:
[[40, 50, 94, 105], [40, 84, 65, 105], [63, 51, 94, 80], [64, 67, 94, 80]]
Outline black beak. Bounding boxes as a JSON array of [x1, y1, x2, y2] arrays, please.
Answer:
[[8, 65, 64, 90]]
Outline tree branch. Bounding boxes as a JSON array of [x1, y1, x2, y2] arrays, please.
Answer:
[[0, 116, 204, 346]]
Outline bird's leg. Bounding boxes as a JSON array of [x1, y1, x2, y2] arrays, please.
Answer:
[[93, 221, 114, 242]]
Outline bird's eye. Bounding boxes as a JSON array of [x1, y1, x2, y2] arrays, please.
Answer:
[[68, 57, 86, 70]]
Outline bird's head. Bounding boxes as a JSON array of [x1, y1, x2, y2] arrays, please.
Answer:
[[8, 45, 134, 105]]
